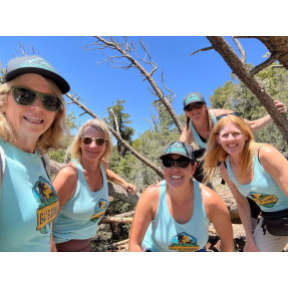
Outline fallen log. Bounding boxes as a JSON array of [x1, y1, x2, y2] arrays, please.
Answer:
[[99, 217, 133, 225]]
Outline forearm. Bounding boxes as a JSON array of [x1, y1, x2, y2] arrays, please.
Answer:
[[129, 243, 143, 252], [220, 239, 234, 252], [50, 234, 57, 252], [249, 114, 272, 133], [106, 169, 127, 188], [237, 202, 254, 243]]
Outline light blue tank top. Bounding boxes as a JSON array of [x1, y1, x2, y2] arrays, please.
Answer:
[[226, 151, 288, 212], [0, 140, 59, 252], [189, 113, 217, 149], [142, 180, 209, 252], [53, 161, 109, 243]]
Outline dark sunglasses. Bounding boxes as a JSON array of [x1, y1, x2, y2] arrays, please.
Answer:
[[216, 112, 243, 121], [183, 102, 204, 112], [11, 86, 62, 112], [162, 156, 192, 168], [81, 136, 107, 146]]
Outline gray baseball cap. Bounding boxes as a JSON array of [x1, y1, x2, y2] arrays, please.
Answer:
[[159, 141, 194, 161], [4, 55, 70, 94], [183, 92, 206, 109]]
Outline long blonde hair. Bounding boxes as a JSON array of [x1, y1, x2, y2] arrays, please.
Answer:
[[0, 75, 68, 155], [70, 118, 112, 164], [202, 115, 258, 185]]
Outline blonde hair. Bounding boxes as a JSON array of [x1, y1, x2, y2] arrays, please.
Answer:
[[184, 107, 212, 144], [202, 115, 259, 185], [70, 118, 112, 164], [0, 74, 68, 155]]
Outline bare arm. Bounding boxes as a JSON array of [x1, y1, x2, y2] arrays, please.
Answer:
[[200, 184, 234, 252], [259, 145, 288, 198], [244, 100, 287, 133], [129, 185, 159, 252], [50, 233, 57, 252], [219, 164, 259, 252]]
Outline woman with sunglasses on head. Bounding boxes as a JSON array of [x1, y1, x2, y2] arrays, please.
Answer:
[[52, 118, 137, 252], [0, 55, 69, 252], [129, 141, 233, 252], [203, 115, 288, 252]]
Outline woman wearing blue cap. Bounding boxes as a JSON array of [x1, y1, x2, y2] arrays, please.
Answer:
[[129, 141, 234, 252], [0, 55, 70, 251]]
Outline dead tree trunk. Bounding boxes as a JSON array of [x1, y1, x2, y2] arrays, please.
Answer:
[[206, 36, 288, 144]]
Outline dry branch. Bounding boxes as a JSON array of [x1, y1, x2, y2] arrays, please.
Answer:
[[190, 46, 214, 56], [83, 36, 184, 133], [248, 52, 280, 77], [232, 37, 246, 63], [65, 92, 164, 178], [206, 36, 288, 144], [99, 217, 133, 224]]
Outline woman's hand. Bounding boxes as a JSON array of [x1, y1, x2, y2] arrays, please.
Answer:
[[244, 241, 259, 252], [125, 183, 137, 195], [274, 100, 287, 113]]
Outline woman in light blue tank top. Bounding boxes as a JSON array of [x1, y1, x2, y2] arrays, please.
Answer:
[[0, 55, 70, 251], [203, 115, 288, 252], [52, 119, 137, 252], [179, 92, 286, 184], [129, 141, 234, 252]]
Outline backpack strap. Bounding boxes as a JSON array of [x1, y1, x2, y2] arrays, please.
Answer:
[[0, 145, 6, 200]]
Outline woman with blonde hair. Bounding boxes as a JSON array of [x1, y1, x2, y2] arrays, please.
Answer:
[[203, 115, 288, 252], [0, 55, 70, 251], [52, 118, 137, 252]]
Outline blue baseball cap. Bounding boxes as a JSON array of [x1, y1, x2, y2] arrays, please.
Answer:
[[4, 55, 70, 94], [159, 141, 194, 161], [183, 92, 206, 109]]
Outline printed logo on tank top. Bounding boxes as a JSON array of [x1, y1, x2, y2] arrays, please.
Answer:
[[90, 199, 108, 223], [248, 192, 278, 208], [32, 176, 59, 234], [169, 232, 199, 252]]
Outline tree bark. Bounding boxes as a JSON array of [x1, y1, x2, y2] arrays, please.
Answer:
[[206, 36, 288, 144]]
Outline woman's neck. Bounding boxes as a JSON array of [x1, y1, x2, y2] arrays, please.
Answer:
[[13, 133, 38, 153], [167, 180, 194, 204], [228, 153, 243, 166], [81, 157, 100, 174]]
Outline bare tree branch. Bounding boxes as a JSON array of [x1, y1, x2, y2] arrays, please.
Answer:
[[109, 108, 120, 135], [64, 92, 164, 178], [206, 36, 288, 144], [232, 37, 246, 63], [161, 67, 176, 102], [82, 36, 183, 133], [190, 46, 214, 56], [249, 52, 280, 77], [272, 65, 285, 69], [234, 36, 256, 39]]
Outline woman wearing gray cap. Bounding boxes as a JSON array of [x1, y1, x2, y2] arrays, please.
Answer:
[[0, 55, 70, 251], [129, 141, 234, 252]]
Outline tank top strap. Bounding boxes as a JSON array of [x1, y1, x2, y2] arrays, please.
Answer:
[[211, 112, 217, 125], [192, 180, 208, 222], [155, 180, 167, 218], [226, 156, 238, 185], [189, 120, 207, 149]]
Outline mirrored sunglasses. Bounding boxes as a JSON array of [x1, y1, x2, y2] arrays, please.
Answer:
[[11, 86, 62, 112], [216, 112, 243, 121], [162, 156, 192, 168], [81, 136, 107, 146], [183, 102, 204, 111]]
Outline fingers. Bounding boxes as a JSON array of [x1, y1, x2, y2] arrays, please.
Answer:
[[274, 100, 287, 113], [126, 183, 137, 195]]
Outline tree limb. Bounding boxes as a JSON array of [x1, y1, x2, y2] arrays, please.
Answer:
[[232, 37, 246, 63], [272, 65, 285, 69], [64, 92, 164, 178], [83, 36, 183, 133], [249, 52, 280, 77], [206, 36, 288, 144], [190, 46, 214, 56]]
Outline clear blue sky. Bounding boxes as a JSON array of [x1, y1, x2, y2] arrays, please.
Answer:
[[0, 36, 269, 138]]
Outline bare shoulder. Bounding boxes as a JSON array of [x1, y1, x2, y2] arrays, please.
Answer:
[[210, 109, 234, 117], [53, 162, 78, 183], [258, 144, 286, 170], [141, 182, 161, 201]]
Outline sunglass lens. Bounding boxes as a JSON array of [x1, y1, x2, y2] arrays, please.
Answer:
[[96, 138, 105, 146], [82, 137, 92, 145], [162, 158, 174, 168], [13, 88, 36, 105], [177, 158, 191, 168], [42, 95, 62, 112]]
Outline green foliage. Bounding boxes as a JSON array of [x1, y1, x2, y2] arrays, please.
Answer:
[[0, 60, 5, 84], [104, 99, 135, 157], [209, 62, 288, 155]]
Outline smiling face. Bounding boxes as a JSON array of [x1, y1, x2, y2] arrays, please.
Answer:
[[2, 74, 56, 143], [216, 121, 248, 155], [185, 102, 207, 122], [79, 125, 107, 163], [162, 154, 196, 187]]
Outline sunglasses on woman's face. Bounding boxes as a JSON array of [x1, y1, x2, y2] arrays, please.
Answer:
[[81, 136, 107, 146], [162, 156, 192, 168], [216, 112, 243, 121], [11, 86, 62, 112], [183, 102, 204, 112]]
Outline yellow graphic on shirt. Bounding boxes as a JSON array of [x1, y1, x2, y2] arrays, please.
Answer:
[[169, 232, 200, 252], [248, 192, 278, 208], [90, 199, 108, 223], [33, 176, 59, 234]]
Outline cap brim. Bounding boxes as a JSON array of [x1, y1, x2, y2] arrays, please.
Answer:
[[5, 67, 70, 94]]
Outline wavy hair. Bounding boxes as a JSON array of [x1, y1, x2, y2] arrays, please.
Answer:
[[202, 115, 259, 185], [0, 74, 68, 155], [70, 118, 112, 164]]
